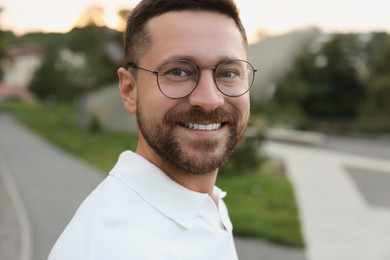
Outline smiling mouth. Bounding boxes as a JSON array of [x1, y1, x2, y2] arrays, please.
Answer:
[[181, 122, 223, 131]]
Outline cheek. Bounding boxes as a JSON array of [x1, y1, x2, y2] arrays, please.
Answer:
[[137, 88, 179, 121], [232, 95, 250, 120], [136, 80, 162, 112]]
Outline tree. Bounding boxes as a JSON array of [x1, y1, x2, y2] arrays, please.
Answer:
[[270, 34, 365, 128], [75, 5, 105, 28], [66, 25, 122, 90], [117, 9, 132, 32], [305, 34, 365, 119], [363, 33, 390, 118], [0, 8, 7, 80], [29, 45, 73, 100]]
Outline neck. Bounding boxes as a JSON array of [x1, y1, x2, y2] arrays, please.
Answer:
[[162, 164, 219, 196]]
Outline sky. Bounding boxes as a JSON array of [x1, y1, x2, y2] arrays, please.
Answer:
[[1, 0, 389, 42]]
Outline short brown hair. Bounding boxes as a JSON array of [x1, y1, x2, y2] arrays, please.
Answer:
[[124, 0, 247, 64]]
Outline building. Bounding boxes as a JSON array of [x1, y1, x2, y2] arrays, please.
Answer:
[[2, 43, 43, 88]]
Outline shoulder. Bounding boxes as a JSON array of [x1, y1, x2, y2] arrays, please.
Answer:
[[48, 176, 137, 259]]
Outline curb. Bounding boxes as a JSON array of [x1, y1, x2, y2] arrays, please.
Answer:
[[0, 148, 32, 260], [265, 128, 327, 146]]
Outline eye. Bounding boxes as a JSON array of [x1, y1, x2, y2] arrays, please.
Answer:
[[219, 70, 239, 79], [163, 68, 194, 83], [217, 69, 242, 83], [166, 68, 190, 77], [159, 61, 197, 81], [216, 61, 246, 82]]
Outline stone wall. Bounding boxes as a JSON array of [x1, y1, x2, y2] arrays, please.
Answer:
[[249, 28, 320, 103], [85, 84, 137, 133]]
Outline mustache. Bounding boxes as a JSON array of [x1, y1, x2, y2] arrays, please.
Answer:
[[163, 107, 239, 126]]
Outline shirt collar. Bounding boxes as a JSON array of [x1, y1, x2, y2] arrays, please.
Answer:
[[109, 151, 227, 229]]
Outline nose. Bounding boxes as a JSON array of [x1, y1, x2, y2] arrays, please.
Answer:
[[187, 69, 224, 111]]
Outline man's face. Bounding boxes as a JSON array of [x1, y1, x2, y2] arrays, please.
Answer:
[[129, 11, 250, 175]]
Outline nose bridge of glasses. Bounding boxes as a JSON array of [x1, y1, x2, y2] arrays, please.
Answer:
[[195, 65, 217, 81], [189, 65, 224, 108], [197, 65, 216, 70]]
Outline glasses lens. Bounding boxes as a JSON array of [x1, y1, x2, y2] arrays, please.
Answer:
[[157, 60, 198, 98], [215, 60, 255, 97]]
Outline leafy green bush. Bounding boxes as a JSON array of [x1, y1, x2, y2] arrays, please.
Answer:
[[221, 130, 264, 175]]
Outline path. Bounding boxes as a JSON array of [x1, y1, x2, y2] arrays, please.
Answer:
[[263, 140, 390, 260]]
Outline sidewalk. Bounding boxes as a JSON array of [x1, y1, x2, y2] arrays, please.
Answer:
[[263, 141, 390, 260]]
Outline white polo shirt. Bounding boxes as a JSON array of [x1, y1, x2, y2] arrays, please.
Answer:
[[49, 151, 238, 260]]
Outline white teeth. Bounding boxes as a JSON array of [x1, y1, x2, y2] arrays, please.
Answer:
[[184, 123, 222, 131]]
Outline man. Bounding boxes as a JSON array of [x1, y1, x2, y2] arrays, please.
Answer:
[[49, 0, 257, 259]]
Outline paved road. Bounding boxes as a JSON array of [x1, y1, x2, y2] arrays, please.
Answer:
[[325, 135, 390, 161], [0, 162, 21, 260], [0, 115, 103, 260]]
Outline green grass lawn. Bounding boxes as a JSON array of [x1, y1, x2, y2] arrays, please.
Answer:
[[2, 102, 137, 172], [217, 162, 304, 246], [1, 101, 305, 247]]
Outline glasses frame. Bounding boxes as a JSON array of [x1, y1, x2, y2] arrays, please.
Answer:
[[127, 59, 257, 99]]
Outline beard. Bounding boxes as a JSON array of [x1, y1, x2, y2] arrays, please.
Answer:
[[136, 104, 248, 175]]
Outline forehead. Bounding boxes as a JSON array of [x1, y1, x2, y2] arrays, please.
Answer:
[[142, 11, 247, 65]]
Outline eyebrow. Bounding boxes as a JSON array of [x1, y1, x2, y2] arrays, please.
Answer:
[[158, 55, 243, 67]]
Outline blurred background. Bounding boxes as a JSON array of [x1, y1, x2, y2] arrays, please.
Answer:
[[0, 1, 390, 260], [0, 0, 389, 132]]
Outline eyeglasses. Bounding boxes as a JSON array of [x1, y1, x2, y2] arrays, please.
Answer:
[[127, 59, 257, 99]]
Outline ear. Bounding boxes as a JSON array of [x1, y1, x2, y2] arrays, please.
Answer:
[[118, 67, 137, 114]]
